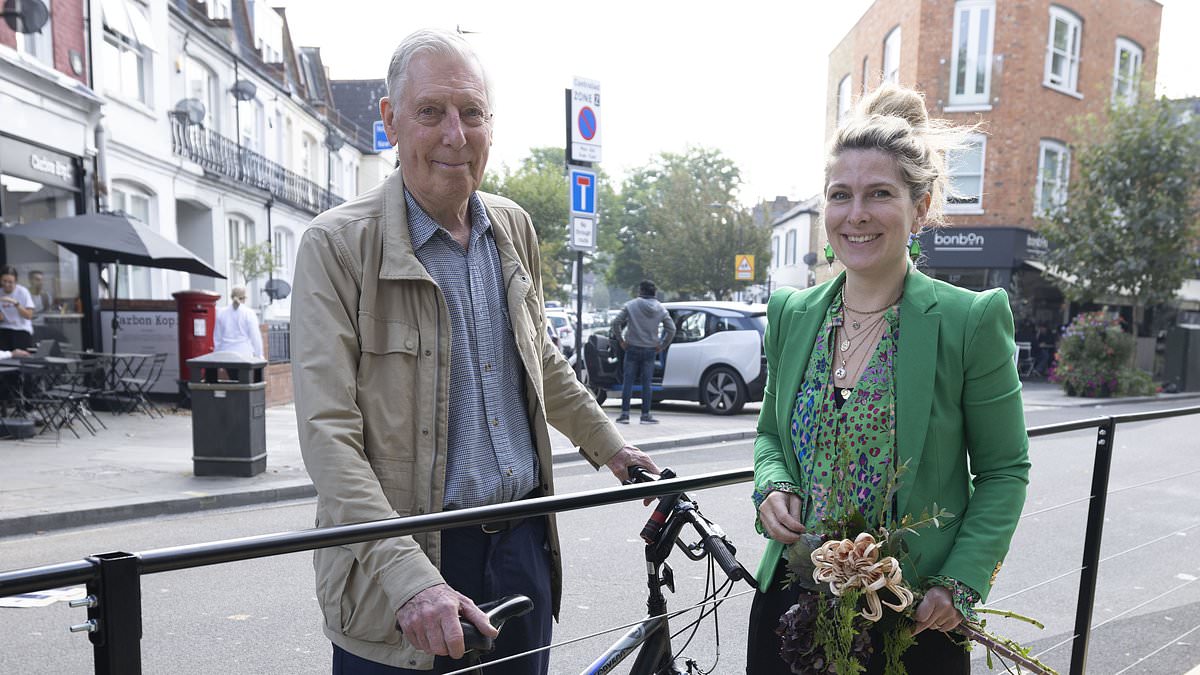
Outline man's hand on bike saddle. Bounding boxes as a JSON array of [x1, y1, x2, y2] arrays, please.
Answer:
[[395, 583, 499, 659]]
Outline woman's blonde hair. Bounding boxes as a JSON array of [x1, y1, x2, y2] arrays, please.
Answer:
[[826, 83, 979, 226]]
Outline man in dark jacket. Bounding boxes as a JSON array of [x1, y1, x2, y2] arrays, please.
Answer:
[[610, 280, 676, 424]]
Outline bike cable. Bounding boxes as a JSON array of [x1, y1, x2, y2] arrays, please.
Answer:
[[440, 587, 758, 675], [667, 560, 738, 674]]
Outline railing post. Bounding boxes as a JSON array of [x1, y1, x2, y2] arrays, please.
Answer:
[[1069, 417, 1116, 675], [84, 552, 143, 675]]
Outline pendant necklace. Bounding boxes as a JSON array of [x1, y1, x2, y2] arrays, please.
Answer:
[[834, 316, 886, 381]]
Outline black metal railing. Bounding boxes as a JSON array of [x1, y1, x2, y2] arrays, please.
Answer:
[[265, 321, 290, 363], [169, 113, 344, 215], [1, 405, 1198, 675]]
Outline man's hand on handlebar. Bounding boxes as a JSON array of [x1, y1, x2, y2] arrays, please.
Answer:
[[395, 583, 498, 659], [605, 444, 661, 484]]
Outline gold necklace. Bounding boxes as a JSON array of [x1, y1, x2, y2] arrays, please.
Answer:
[[834, 317, 887, 382], [842, 288, 904, 330]]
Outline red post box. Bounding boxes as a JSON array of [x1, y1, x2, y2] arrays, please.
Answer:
[[173, 290, 221, 384]]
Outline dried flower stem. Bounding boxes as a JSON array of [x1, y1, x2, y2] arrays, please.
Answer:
[[956, 622, 1059, 675]]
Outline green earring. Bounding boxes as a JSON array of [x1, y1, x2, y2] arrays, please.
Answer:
[[908, 233, 922, 262], [824, 242, 835, 268]]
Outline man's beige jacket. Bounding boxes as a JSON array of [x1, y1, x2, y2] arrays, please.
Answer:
[[291, 169, 625, 669]]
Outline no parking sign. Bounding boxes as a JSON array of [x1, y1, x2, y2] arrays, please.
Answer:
[[570, 77, 601, 163]]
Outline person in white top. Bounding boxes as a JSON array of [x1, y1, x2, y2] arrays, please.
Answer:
[[212, 287, 263, 358], [0, 265, 35, 351]]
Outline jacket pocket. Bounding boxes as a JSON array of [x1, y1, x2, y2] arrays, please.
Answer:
[[315, 545, 402, 644], [359, 314, 420, 356]]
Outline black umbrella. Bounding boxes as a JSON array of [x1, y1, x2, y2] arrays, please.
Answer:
[[2, 212, 225, 353]]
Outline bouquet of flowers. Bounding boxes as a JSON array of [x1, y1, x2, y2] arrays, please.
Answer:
[[775, 506, 1058, 675]]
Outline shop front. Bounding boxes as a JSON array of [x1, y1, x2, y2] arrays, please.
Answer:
[[0, 134, 92, 348], [915, 226, 1064, 332]]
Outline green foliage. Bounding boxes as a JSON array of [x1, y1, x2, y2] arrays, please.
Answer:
[[235, 242, 277, 284], [481, 147, 619, 303], [1050, 311, 1156, 397], [1038, 95, 1200, 337], [607, 146, 771, 299], [882, 619, 916, 675], [814, 588, 867, 674]]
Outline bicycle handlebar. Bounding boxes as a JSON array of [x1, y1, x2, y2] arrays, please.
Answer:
[[625, 466, 750, 583]]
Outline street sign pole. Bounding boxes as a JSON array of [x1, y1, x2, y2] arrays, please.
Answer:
[[565, 79, 601, 378]]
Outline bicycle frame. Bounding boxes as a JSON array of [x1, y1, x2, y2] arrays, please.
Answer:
[[579, 485, 707, 675]]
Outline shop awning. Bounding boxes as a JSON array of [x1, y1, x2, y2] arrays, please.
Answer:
[[1025, 260, 1200, 308], [1022, 259, 1077, 285]]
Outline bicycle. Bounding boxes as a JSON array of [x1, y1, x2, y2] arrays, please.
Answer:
[[452, 467, 755, 674]]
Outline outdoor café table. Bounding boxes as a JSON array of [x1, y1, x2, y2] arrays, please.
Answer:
[[63, 351, 150, 391]]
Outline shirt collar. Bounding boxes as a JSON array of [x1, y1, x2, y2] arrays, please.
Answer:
[[405, 190, 493, 251]]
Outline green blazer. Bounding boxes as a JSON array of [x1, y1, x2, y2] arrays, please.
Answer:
[[753, 270, 1030, 601]]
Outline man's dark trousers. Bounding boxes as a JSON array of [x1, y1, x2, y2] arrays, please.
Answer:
[[620, 345, 656, 417], [331, 517, 553, 674]]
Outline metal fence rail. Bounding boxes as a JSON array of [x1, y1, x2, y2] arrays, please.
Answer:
[[1, 405, 1197, 675], [266, 321, 290, 363]]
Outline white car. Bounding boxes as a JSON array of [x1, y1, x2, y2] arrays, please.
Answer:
[[545, 309, 577, 358], [583, 301, 767, 415]]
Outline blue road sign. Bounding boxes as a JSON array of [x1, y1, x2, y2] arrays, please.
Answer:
[[373, 121, 392, 152], [570, 168, 597, 215]]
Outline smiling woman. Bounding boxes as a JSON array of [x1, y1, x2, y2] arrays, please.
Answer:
[[747, 83, 1028, 674]]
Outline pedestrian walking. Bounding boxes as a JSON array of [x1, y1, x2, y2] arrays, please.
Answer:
[[290, 28, 659, 675], [610, 280, 676, 424], [212, 287, 263, 358]]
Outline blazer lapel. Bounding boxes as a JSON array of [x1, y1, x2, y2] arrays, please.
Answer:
[[895, 270, 940, 517], [774, 275, 843, 444]]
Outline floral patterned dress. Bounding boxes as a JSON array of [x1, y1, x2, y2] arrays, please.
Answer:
[[791, 289, 900, 533]]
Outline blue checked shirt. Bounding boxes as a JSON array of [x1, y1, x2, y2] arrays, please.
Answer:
[[406, 190, 539, 510]]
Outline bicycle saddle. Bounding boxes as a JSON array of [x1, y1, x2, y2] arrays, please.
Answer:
[[461, 594, 534, 653]]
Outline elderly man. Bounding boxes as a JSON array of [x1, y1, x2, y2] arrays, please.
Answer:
[[291, 28, 658, 675]]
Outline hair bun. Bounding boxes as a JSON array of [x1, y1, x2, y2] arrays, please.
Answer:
[[859, 83, 929, 128]]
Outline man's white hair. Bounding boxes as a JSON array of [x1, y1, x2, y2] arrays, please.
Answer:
[[386, 28, 494, 111]]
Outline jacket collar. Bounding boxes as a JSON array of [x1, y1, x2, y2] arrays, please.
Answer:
[[378, 169, 528, 290], [774, 272, 845, 418], [380, 170, 431, 280]]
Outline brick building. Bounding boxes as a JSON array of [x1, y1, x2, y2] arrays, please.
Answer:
[[823, 0, 1162, 330]]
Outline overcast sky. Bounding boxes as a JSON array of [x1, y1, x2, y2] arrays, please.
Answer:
[[276, 0, 1200, 206]]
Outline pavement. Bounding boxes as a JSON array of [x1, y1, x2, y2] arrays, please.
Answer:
[[1, 381, 1197, 538]]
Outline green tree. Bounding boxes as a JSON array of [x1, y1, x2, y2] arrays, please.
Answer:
[[609, 147, 770, 300], [482, 147, 618, 302], [1038, 94, 1200, 342], [235, 241, 278, 286]]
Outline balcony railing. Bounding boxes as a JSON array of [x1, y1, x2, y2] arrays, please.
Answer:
[[169, 113, 344, 215]]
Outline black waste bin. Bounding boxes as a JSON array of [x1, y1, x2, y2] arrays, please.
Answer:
[[186, 351, 268, 477], [1164, 324, 1200, 393]]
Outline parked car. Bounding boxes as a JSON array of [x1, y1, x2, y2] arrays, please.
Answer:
[[582, 301, 767, 415], [545, 308, 576, 358]]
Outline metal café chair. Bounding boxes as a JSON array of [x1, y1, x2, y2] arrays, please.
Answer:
[[116, 352, 168, 418], [45, 357, 108, 435]]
